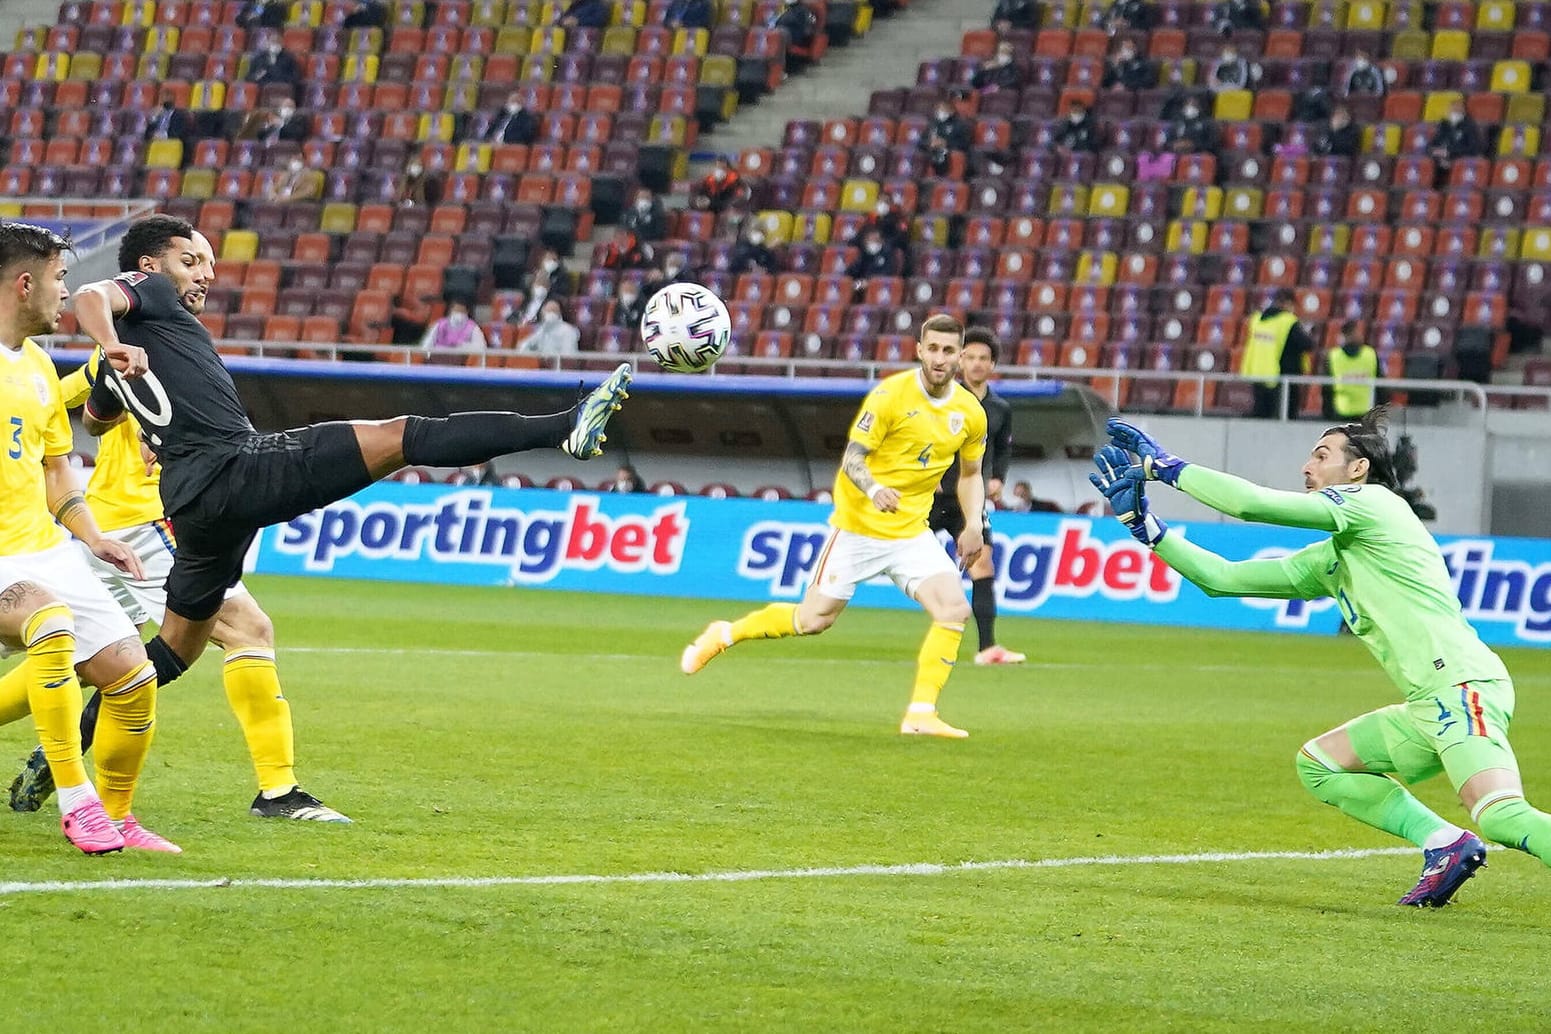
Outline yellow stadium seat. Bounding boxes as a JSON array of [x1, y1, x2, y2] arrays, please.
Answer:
[[539, 0, 558, 19], [443, 83, 479, 112], [1389, 29, 1428, 61], [530, 26, 564, 50], [1491, 60, 1532, 94], [1086, 183, 1129, 217], [145, 25, 179, 50], [614, 0, 645, 24], [1046, 185, 1089, 216], [320, 203, 358, 234], [1521, 229, 1551, 262], [913, 215, 950, 247], [1422, 91, 1462, 122], [648, 114, 687, 147], [417, 112, 456, 142], [700, 55, 736, 86], [0, 202, 22, 218], [1430, 29, 1468, 61], [793, 211, 831, 244], [1474, 227, 1516, 259], [65, 52, 101, 80], [343, 54, 379, 82], [136, 52, 168, 78], [290, 0, 325, 26], [122, 0, 156, 26], [1506, 94, 1546, 126], [672, 28, 707, 55], [1306, 223, 1351, 255], [1343, 0, 1384, 29], [1076, 250, 1116, 285], [519, 55, 552, 80], [1165, 220, 1207, 255], [601, 26, 636, 54], [1224, 187, 1264, 219], [1180, 186, 1223, 219], [1362, 124, 1401, 155], [179, 168, 216, 199], [1476, 0, 1514, 30], [455, 142, 493, 173], [145, 138, 184, 169], [220, 230, 259, 262], [347, 27, 383, 50], [494, 26, 532, 52], [190, 80, 225, 110], [1500, 126, 1541, 156], [471, 0, 508, 25], [1212, 89, 1253, 122], [839, 178, 879, 213], [34, 52, 69, 80], [754, 210, 794, 245]]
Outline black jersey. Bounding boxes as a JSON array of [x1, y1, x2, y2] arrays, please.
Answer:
[[109, 271, 256, 516], [937, 385, 1013, 496]]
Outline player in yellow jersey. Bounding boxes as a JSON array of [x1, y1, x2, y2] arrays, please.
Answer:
[[0, 222, 176, 854], [681, 313, 989, 737], [9, 336, 349, 822]]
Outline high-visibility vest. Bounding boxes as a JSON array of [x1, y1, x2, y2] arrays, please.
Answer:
[[1327, 344, 1378, 418], [1240, 309, 1299, 386]]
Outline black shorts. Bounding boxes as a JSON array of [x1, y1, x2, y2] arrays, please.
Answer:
[[928, 494, 992, 541], [166, 423, 371, 621]]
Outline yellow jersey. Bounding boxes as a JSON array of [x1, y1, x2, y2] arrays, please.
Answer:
[[0, 339, 72, 555], [59, 357, 164, 533], [831, 369, 987, 540]]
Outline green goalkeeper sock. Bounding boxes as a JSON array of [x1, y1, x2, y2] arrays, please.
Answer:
[[1476, 797, 1551, 866], [1296, 748, 1453, 848]]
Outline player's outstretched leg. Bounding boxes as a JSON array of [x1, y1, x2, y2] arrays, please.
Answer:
[[1396, 831, 1487, 908], [681, 604, 805, 674], [563, 363, 633, 459], [901, 621, 969, 738]]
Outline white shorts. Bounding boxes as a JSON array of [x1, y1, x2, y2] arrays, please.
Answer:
[[0, 541, 140, 665], [81, 520, 247, 627], [809, 528, 959, 602]]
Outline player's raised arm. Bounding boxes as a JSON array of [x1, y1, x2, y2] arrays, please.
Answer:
[[73, 279, 148, 379], [1107, 418, 1338, 532]]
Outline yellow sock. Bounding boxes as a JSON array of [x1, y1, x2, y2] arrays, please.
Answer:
[[909, 622, 964, 709], [729, 603, 804, 643], [93, 660, 157, 820], [20, 605, 88, 789], [0, 664, 32, 725], [223, 648, 296, 795]]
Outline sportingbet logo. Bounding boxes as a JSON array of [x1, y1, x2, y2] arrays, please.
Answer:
[[1443, 539, 1551, 640], [739, 519, 1179, 607], [276, 491, 688, 583]]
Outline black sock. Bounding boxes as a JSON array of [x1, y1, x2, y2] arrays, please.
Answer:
[[971, 577, 996, 651], [146, 634, 190, 686], [401, 411, 573, 468], [78, 689, 103, 754]]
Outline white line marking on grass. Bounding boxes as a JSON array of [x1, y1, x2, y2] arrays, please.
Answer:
[[0, 846, 1414, 897]]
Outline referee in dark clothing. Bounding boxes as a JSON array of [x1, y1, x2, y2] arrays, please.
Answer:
[[927, 328, 1025, 665]]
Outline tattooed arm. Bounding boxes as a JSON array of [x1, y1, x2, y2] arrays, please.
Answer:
[[43, 455, 145, 580], [842, 440, 899, 512]]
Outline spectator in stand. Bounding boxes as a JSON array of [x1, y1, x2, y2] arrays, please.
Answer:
[[923, 99, 973, 176], [1429, 98, 1484, 184], [145, 91, 195, 152], [611, 281, 648, 329], [1343, 49, 1386, 98], [991, 0, 1039, 32], [341, 0, 387, 28], [729, 225, 778, 274], [397, 157, 443, 208], [1106, 0, 1155, 31], [481, 92, 539, 145], [1211, 0, 1265, 34], [1103, 37, 1157, 91], [556, 0, 612, 28], [420, 298, 488, 361], [846, 229, 899, 296], [661, 252, 696, 284], [664, 0, 713, 29], [246, 38, 302, 88], [849, 197, 911, 254], [622, 188, 669, 242], [1207, 43, 1252, 92], [971, 41, 1024, 93], [265, 155, 323, 202], [237, 99, 308, 145], [1005, 481, 1034, 512], [610, 464, 648, 493], [1238, 287, 1315, 420], [237, 0, 286, 28], [514, 250, 576, 323], [691, 156, 746, 213], [519, 300, 582, 357], [599, 227, 655, 270], [1053, 101, 1099, 153], [1166, 95, 1219, 156], [768, 0, 819, 73], [1312, 104, 1360, 158]]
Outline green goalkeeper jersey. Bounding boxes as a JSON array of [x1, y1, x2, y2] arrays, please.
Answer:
[[1155, 465, 1509, 701]]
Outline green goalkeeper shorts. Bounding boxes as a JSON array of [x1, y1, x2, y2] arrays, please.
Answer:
[[1343, 678, 1520, 789]]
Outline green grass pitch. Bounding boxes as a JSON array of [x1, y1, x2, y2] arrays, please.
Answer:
[[1, 575, 1548, 1032]]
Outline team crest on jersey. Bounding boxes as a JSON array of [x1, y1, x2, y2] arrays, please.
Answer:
[[948, 412, 965, 435], [31, 373, 49, 405], [857, 411, 874, 432]]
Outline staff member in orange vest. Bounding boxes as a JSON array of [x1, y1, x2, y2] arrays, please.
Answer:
[[1238, 288, 1315, 420]]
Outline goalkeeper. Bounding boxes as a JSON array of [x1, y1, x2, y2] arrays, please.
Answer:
[[1089, 406, 1551, 907]]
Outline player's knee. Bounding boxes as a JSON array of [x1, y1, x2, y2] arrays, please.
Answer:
[[798, 609, 836, 634], [1295, 745, 1336, 802], [216, 597, 275, 649], [936, 598, 972, 625]]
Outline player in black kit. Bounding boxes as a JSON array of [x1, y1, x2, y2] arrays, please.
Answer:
[[73, 215, 632, 688], [927, 327, 1025, 664]]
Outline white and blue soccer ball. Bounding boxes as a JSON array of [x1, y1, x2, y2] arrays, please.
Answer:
[[640, 282, 730, 374]]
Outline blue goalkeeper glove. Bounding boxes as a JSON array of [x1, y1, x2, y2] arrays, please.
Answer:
[[1089, 444, 1168, 547], [1106, 418, 1188, 487]]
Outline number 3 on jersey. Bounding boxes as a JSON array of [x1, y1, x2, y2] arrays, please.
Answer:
[[7, 416, 21, 459]]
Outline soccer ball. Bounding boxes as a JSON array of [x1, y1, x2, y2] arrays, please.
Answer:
[[640, 282, 730, 374]]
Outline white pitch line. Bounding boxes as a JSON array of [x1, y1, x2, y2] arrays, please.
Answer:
[[0, 846, 1414, 897]]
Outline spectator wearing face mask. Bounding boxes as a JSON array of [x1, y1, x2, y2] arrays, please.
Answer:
[[1428, 99, 1483, 183], [145, 92, 195, 154], [691, 156, 745, 213], [846, 229, 900, 296], [660, 253, 695, 284], [849, 198, 911, 255], [600, 227, 655, 270], [1312, 105, 1360, 158], [238, 99, 307, 145], [1207, 44, 1251, 92], [1103, 38, 1155, 91], [971, 42, 1023, 93], [479, 92, 538, 145], [519, 300, 582, 356], [266, 156, 323, 201], [622, 188, 669, 242], [420, 298, 488, 362], [1053, 102, 1098, 153], [1166, 97, 1219, 155], [1343, 49, 1386, 98], [612, 283, 647, 329], [246, 38, 301, 87], [767, 0, 819, 73], [398, 157, 442, 207], [922, 100, 972, 176], [611, 464, 648, 493], [729, 226, 777, 273]]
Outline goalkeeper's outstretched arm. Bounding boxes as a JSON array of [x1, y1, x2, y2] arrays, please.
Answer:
[[1176, 465, 1338, 533], [1153, 533, 1315, 601]]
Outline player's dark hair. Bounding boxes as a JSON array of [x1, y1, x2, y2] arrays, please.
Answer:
[[1322, 405, 1398, 490], [962, 326, 1000, 363], [117, 214, 196, 273], [0, 222, 70, 277], [919, 312, 964, 342]]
